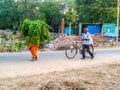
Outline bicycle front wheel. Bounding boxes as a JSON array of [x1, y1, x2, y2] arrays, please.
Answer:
[[65, 45, 77, 59]]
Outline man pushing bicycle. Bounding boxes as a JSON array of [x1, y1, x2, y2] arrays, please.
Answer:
[[81, 28, 94, 59]]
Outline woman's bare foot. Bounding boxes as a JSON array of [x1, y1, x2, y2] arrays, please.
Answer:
[[35, 56, 37, 60]]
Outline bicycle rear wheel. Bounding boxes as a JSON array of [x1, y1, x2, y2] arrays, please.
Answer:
[[65, 45, 77, 59]]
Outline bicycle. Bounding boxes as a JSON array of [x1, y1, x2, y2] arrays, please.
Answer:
[[65, 41, 94, 59]]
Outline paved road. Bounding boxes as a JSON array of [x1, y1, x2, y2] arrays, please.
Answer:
[[0, 48, 120, 78], [0, 48, 120, 62]]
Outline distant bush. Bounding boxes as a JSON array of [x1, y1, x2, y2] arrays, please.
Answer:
[[0, 32, 25, 52]]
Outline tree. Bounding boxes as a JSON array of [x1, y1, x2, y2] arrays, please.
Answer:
[[39, 0, 65, 32], [0, 0, 45, 30], [75, 0, 117, 23], [0, 0, 65, 32], [61, 0, 75, 10], [16, 1, 45, 26], [65, 11, 77, 26], [0, 0, 19, 29], [65, 10, 78, 34]]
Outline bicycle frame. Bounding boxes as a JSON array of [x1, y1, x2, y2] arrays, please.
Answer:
[[65, 41, 94, 59]]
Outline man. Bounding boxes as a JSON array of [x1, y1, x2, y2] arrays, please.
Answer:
[[81, 28, 94, 59]]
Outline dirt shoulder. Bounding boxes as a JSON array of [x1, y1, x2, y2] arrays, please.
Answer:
[[0, 63, 120, 90]]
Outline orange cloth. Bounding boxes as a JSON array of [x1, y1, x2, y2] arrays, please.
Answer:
[[28, 43, 39, 57]]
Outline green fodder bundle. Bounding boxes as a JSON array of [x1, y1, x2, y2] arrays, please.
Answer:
[[20, 19, 50, 45]]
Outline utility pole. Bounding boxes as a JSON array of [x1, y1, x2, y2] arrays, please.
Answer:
[[116, 0, 120, 45]]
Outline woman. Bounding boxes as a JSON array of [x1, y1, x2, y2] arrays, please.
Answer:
[[28, 43, 39, 61]]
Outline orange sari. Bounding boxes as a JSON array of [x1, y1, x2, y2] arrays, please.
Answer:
[[28, 43, 39, 57]]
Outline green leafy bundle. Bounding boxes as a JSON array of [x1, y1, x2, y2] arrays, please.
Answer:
[[20, 19, 50, 45]]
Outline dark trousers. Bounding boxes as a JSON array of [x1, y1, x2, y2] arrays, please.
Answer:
[[82, 44, 93, 58]]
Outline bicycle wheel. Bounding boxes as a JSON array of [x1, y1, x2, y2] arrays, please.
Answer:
[[65, 44, 77, 59]]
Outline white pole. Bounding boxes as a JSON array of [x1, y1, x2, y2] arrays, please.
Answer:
[[69, 23, 71, 35], [116, 0, 119, 45], [79, 23, 82, 36]]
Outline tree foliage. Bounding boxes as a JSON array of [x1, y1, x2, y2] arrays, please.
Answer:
[[0, 0, 19, 29], [0, 0, 64, 32], [75, 0, 117, 23], [0, 0, 119, 32], [39, 0, 65, 32], [65, 11, 77, 26]]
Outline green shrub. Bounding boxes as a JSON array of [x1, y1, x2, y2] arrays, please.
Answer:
[[1, 32, 8, 40], [0, 37, 25, 53]]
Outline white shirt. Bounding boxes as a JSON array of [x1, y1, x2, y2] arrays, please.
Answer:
[[82, 32, 91, 45], [90, 36, 93, 45]]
